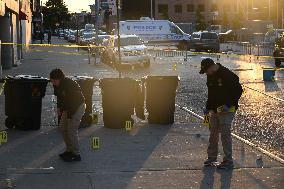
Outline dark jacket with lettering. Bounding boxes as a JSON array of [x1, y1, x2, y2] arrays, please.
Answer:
[[54, 77, 85, 118], [206, 63, 243, 111]]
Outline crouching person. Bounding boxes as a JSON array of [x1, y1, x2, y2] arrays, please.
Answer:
[[50, 69, 86, 162]]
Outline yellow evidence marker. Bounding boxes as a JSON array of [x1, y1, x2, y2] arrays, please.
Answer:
[[125, 121, 133, 131], [217, 106, 236, 113], [92, 137, 100, 149], [173, 64, 177, 71], [0, 131, 8, 144], [203, 115, 211, 126]]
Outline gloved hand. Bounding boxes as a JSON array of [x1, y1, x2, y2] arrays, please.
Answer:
[[217, 105, 230, 113]]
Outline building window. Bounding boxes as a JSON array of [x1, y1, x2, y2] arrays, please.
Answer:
[[198, 4, 205, 12], [174, 4, 182, 14], [187, 4, 195, 12], [158, 4, 168, 14]]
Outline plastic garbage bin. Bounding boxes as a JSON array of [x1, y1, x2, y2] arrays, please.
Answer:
[[144, 76, 179, 124], [70, 76, 96, 128], [3, 75, 48, 130], [100, 78, 137, 129], [263, 68, 275, 81]]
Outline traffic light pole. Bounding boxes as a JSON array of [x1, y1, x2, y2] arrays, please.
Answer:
[[94, 0, 100, 64], [116, 0, 122, 78]]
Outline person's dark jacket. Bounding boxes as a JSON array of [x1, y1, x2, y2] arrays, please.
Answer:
[[206, 63, 243, 111], [54, 77, 85, 118]]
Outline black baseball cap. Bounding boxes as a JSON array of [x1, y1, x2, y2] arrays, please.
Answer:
[[199, 58, 215, 74]]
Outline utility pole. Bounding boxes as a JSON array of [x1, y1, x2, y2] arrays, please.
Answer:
[[268, 0, 271, 19], [276, 0, 279, 28], [282, 8, 284, 29], [94, 0, 100, 64], [116, 0, 121, 78], [151, 0, 153, 19]]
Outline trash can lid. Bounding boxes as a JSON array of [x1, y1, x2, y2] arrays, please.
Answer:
[[5, 75, 48, 82], [69, 76, 96, 81]]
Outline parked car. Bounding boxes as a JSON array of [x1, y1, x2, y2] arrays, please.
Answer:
[[68, 31, 77, 43], [273, 35, 284, 67], [188, 31, 220, 52], [78, 32, 96, 46], [64, 30, 70, 40], [119, 18, 190, 50], [102, 35, 150, 68], [219, 30, 237, 43]]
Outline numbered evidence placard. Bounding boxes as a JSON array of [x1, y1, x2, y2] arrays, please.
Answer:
[[125, 121, 133, 131], [203, 115, 211, 127], [92, 137, 100, 149], [0, 131, 8, 145]]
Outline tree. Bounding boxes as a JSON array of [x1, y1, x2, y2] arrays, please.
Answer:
[[195, 7, 207, 31], [42, 0, 70, 31]]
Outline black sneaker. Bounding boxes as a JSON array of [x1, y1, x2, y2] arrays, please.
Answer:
[[204, 158, 218, 166], [59, 151, 72, 158], [217, 161, 234, 169], [62, 153, 81, 162]]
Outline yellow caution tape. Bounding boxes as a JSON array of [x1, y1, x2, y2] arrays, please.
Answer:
[[92, 137, 100, 149], [125, 121, 133, 131], [0, 131, 8, 144], [0, 42, 112, 49]]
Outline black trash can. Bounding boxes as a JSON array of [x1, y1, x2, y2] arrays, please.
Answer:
[[145, 76, 179, 124], [3, 75, 48, 130], [68, 76, 96, 128], [100, 78, 137, 129]]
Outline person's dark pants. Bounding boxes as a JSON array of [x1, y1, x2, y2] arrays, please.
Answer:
[[207, 112, 235, 162]]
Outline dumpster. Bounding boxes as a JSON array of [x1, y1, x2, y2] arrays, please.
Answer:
[[144, 76, 179, 124], [69, 76, 96, 128], [100, 78, 137, 129], [3, 75, 48, 130]]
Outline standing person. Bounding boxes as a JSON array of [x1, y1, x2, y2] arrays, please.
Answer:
[[48, 30, 52, 44], [200, 58, 243, 169], [50, 69, 86, 162]]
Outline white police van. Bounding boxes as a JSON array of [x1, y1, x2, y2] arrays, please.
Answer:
[[120, 17, 190, 49]]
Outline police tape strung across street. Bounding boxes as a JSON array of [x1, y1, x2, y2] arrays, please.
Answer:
[[0, 42, 111, 49], [0, 41, 280, 60]]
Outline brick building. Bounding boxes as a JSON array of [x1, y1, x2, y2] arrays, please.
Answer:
[[154, 0, 284, 29], [0, 0, 33, 70]]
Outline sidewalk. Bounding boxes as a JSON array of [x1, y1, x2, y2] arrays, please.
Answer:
[[0, 38, 283, 188]]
